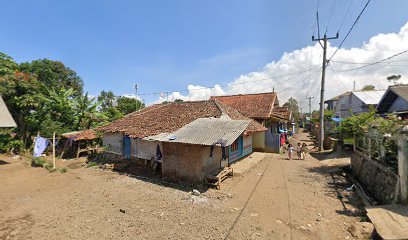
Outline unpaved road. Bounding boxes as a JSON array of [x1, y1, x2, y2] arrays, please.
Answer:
[[0, 131, 372, 239]]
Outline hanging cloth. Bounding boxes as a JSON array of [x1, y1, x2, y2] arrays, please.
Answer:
[[33, 136, 49, 157], [156, 144, 162, 160]]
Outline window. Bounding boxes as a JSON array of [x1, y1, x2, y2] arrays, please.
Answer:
[[231, 139, 239, 152]]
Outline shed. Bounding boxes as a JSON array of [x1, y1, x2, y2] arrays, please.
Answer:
[[160, 118, 250, 184], [60, 129, 101, 158]]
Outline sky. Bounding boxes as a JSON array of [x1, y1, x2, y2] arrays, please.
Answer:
[[1, 0, 408, 110]]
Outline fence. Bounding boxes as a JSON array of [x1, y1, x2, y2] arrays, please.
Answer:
[[355, 128, 398, 174]]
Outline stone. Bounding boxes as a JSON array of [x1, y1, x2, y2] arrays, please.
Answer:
[[192, 189, 200, 196], [119, 209, 126, 214]]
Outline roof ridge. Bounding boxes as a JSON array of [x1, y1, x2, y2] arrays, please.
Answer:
[[212, 100, 231, 119], [210, 92, 275, 98]]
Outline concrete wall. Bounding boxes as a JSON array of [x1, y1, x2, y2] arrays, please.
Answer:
[[252, 132, 265, 152], [103, 132, 123, 155], [243, 134, 253, 156], [131, 138, 163, 160], [161, 142, 222, 184], [351, 151, 400, 204]]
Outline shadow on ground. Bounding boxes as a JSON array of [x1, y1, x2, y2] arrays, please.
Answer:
[[86, 154, 210, 193], [0, 159, 10, 165]]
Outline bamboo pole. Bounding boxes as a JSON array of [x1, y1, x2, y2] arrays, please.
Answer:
[[53, 132, 56, 169]]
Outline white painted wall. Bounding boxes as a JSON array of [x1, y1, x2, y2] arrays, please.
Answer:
[[132, 138, 163, 160], [103, 132, 123, 154]]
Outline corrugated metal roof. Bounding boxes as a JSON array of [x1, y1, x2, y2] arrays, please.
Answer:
[[160, 118, 250, 146], [143, 132, 170, 141], [353, 90, 386, 105], [0, 95, 17, 128]]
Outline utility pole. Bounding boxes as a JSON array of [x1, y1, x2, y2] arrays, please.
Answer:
[[134, 84, 139, 111], [313, 33, 339, 151], [306, 96, 314, 118]]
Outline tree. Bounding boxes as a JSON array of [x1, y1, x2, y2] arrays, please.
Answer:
[[361, 85, 375, 91], [0, 52, 18, 76], [97, 90, 116, 112], [283, 97, 300, 121], [19, 59, 83, 96], [75, 93, 106, 130], [174, 99, 184, 103], [387, 75, 402, 85], [116, 96, 145, 115]]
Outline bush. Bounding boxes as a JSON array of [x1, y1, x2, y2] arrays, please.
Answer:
[[59, 168, 68, 173], [31, 157, 47, 167]]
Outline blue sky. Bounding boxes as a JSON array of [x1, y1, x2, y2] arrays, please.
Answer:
[[1, 0, 408, 103]]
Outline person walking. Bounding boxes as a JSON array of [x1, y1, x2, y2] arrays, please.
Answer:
[[287, 144, 294, 160], [301, 143, 308, 160], [297, 142, 303, 160]]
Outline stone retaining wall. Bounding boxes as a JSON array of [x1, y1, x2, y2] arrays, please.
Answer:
[[351, 151, 399, 204]]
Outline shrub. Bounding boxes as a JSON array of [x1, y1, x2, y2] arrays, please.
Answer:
[[31, 157, 47, 167], [59, 168, 68, 173]]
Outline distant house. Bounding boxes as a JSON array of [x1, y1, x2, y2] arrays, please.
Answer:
[[97, 100, 266, 184], [377, 85, 408, 118], [324, 92, 350, 111], [0, 95, 16, 128], [210, 92, 291, 153], [333, 90, 386, 118]]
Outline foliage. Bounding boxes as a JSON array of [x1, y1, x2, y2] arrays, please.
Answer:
[[174, 99, 184, 103], [338, 111, 376, 137], [31, 157, 47, 167], [19, 59, 83, 96], [361, 85, 375, 91], [387, 74, 402, 85], [283, 97, 300, 121], [116, 96, 145, 115]]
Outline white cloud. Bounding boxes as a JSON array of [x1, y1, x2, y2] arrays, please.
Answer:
[[153, 22, 408, 110]]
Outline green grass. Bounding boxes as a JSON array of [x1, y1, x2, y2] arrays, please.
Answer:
[[86, 162, 98, 168], [343, 137, 355, 145]]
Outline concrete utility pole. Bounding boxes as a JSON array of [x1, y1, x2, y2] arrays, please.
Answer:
[[306, 96, 314, 118], [134, 84, 139, 111], [313, 33, 338, 151]]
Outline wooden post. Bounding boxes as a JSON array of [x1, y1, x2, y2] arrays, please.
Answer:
[[53, 132, 56, 169]]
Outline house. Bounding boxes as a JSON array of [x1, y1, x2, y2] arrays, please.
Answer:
[[0, 94, 16, 128], [333, 90, 385, 118], [377, 85, 408, 118], [324, 92, 350, 111], [210, 92, 291, 153], [97, 100, 266, 184]]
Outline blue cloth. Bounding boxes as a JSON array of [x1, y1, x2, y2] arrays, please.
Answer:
[[331, 117, 343, 122], [33, 136, 49, 157]]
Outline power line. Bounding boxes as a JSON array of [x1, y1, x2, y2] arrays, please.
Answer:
[[331, 58, 408, 65], [334, 49, 408, 72], [325, 0, 338, 34], [338, 0, 354, 33], [328, 0, 372, 61], [138, 67, 319, 96]]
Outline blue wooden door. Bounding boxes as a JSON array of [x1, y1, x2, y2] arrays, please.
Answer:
[[229, 136, 243, 164], [123, 135, 131, 159]]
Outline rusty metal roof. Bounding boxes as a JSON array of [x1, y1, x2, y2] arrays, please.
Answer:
[[0, 95, 17, 128], [160, 118, 250, 146]]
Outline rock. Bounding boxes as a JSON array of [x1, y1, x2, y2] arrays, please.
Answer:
[[192, 189, 200, 196], [275, 220, 283, 224], [317, 213, 322, 217], [307, 224, 312, 227], [119, 209, 126, 213], [233, 207, 240, 211]]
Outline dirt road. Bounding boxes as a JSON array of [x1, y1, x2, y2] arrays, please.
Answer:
[[0, 130, 372, 239]]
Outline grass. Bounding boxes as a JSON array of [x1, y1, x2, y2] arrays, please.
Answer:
[[31, 157, 68, 173], [86, 161, 98, 168], [343, 137, 355, 145]]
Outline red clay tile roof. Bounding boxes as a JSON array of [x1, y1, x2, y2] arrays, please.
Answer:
[[97, 100, 265, 138], [210, 92, 277, 119], [271, 106, 291, 121], [62, 129, 98, 141]]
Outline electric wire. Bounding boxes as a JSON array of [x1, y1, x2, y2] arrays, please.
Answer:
[[325, 0, 338, 34], [328, 0, 372, 61], [338, 0, 354, 33]]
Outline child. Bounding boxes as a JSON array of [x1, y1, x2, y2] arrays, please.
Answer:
[[287, 144, 294, 160], [297, 142, 303, 160], [302, 143, 308, 160]]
